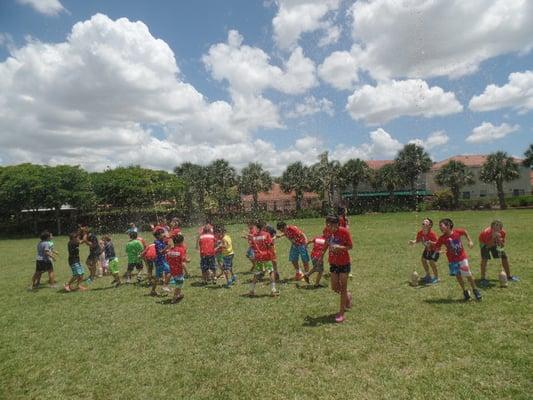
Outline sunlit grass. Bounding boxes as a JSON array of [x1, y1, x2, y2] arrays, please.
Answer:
[[0, 210, 531, 399]]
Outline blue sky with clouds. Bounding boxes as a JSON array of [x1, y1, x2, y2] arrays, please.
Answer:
[[0, 0, 532, 174]]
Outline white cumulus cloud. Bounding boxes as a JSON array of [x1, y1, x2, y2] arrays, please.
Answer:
[[331, 128, 403, 162], [466, 122, 520, 144], [272, 0, 341, 50], [286, 96, 334, 118], [318, 45, 364, 90], [17, 0, 66, 16], [346, 79, 463, 125], [469, 70, 533, 113], [409, 130, 449, 150]]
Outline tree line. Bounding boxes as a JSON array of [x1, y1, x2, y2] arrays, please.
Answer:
[[0, 144, 531, 234]]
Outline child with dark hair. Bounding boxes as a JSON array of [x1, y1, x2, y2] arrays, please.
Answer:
[[166, 234, 189, 303], [84, 232, 102, 284], [198, 226, 216, 284], [125, 231, 144, 284], [64, 232, 89, 292], [249, 220, 278, 297], [409, 217, 439, 284], [102, 235, 121, 288], [276, 221, 310, 281], [150, 229, 171, 296], [434, 218, 482, 301], [30, 231, 56, 290], [215, 226, 236, 287]]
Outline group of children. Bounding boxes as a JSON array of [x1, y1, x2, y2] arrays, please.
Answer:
[[409, 217, 519, 301], [31, 211, 519, 323]]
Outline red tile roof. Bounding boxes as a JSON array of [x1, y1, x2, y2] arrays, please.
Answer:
[[365, 160, 394, 170], [432, 155, 524, 170], [241, 183, 318, 202]]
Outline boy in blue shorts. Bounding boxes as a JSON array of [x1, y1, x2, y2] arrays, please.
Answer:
[[31, 231, 56, 290], [215, 226, 236, 287], [276, 221, 310, 280], [102, 235, 121, 288], [150, 229, 171, 296], [64, 231, 89, 292], [166, 234, 189, 303]]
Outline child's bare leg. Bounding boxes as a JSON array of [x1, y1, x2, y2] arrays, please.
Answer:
[[32, 272, 42, 288], [421, 258, 430, 276], [466, 275, 477, 290], [330, 273, 340, 293], [303, 262, 310, 273], [249, 274, 257, 295], [269, 271, 277, 294], [456, 275, 466, 290], [315, 272, 323, 285], [338, 273, 349, 316], [429, 261, 438, 279], [480, 259, 488, 280], [291, 260, 300, 272]]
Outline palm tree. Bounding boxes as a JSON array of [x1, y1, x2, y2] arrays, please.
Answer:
[[240, 162, 272, 211], [341, 158, 371, 206], [280, 162, 310, 211], [375, 163, 400, 203], [174, 162, 209, 214], [480, 152, 519, 209], [206, 159, 238, 214], [524, 144, 533, 169], [434, 160, 475, 209], [309, 152, 342, 214], [395, 144, 432, 208]]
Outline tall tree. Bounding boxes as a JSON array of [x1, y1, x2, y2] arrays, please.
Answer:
[[42, 165, 95, 234], [375, 163, 401, 203], [174, 162, 209, 214], [434, 160, 475, 209], [280, 162, 310, 211], [309, 152, 342, 214], [341, 158, 371, 205], [480, 152, 520, 209], [239, 162, 272, 211], [523, 144, 533, 169], [395, 144, 432, 208], [206, 159, 238, 214]]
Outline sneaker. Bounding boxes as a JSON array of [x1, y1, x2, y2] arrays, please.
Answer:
[[473, 289, 482, 301], [85, 278, 93, 284], [231, 275, 237, 283], [479, 279, 489, 288], [348, 273, 353, 279], [303, 274, 310, 284], [63, 284, 71, 292], [270, 290, 279, 297], [430, 277, 439, 284], [508, 275, 520, 282], [114, 281, 121, 288], [162, 286, 171, 293], [335, 313, 346, 323], [171, 295, 184, 304], [463, 290, 471, 301], [125, 278, 131, 284], [295, 272, 303, 281], [346, 292, 353, 309], [423, 275, 431, 284], [136, 275, 143, 283]]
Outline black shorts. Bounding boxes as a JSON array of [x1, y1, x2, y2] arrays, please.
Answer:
[[330, 264, 351, 274], [481, 246, 507, 260], [127, 263, 143, 272], [36, 260, 53, 273], [422, 250, 439, 262]]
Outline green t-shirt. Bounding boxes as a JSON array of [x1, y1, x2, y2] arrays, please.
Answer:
[[126, 239, 144, 264]]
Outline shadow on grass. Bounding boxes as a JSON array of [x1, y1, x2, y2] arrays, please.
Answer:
[[90, 286, 120, 291], [474, 279, 499, 289], [157, 298, 183, 305], [423, 298, 468, 304], [303, 314, 337, 327], [298, 284, 327, 290], [190, 281, 209, 288], [238, 293, 278, 299]]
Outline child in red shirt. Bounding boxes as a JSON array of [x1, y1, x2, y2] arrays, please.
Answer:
[[166, 234, 189, 303], [303, 235, 327, 287], [276, 221, 310, 280], [478, 220, 518, 287], [324, 215, 353, 323], [197, 226, 216, 284], [248, 221, 278, 297], [434, 218, 482, 301], [243, 220, 258, 272], [409, 217, 439, 284]]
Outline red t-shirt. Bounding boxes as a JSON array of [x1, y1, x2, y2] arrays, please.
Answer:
[[479, 227, 506, 246], [198, 233, 216, 256], [435, 228, 468, 262], [339, 215, 348, 228], [285, 225, 306, 245], [311, 236, 327, 259], [326, 227, 352, 266], [251, 230, 273, 262], [169, 227, 181, 238], [247, 226, 258, 245], [166, 245, 187, 276], [416, 229, 438, 251]]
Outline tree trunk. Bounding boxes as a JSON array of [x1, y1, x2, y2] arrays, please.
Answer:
[[411, 181, 417, 210], [452, 186, 460, 210], [497, 180, 506, 209], [253, 192, 259, 211], [295, 190, 302, 211]]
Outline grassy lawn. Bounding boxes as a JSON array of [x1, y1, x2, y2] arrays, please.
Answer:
[[0, 210, 531, 400]]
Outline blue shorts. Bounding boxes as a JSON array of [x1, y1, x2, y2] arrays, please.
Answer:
[[200, 256, 216, 272], [289, 244, 310, 264], [155, 261, 170, 278], [246, 247, 255, 260], [222, 254, 234, 271], [171, 275, 184, 289], [70, 262, 84, 276], [448, 259, 472, 277]]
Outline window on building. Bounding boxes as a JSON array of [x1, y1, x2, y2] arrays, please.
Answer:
[[462, 191, 471, 199], [512, 189, 525, 197]]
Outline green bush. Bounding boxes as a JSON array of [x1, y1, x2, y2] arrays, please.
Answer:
[[429, 190, 454, 210]]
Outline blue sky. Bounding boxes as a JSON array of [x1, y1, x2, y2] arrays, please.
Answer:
[[0, 0, 532, 175]]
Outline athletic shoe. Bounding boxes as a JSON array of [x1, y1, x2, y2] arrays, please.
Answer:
[[295, 272, 304, 281], [270, 290, 279, 297], [114, 281, 121, 288], [346, 292, 353, 309], [125, 278, 131, 284], [85, 278, 93, 284], [463, 290, 471, 301], [230, 275, 237, 284], [430, 277, 439, 284], [473, 289, 482, 301], [479, 279, 489, 288], [423, 275, 432, 284], [508, 275, 520, 282], [335, 313, 345, 323], [162, 286, 171, 292], [136, 275, 142, 283]]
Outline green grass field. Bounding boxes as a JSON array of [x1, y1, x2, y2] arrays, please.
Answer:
[[0, 210, 531, 400]]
